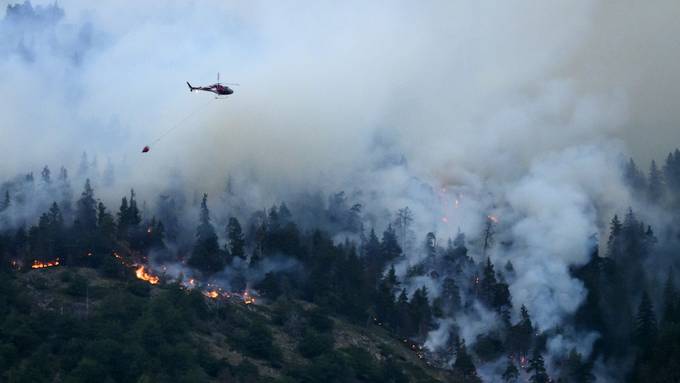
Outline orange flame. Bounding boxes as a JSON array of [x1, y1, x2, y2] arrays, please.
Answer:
[[31, 259, 60, 269], [135, 266, 159, 284], [243, 290, 256, 305], [204, 290, 219, 299]]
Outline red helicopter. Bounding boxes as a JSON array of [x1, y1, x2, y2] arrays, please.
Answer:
[[187, 73, 237, 98]]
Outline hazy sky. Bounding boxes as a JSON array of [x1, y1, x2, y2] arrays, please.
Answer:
[[1, 0, 678, 188]]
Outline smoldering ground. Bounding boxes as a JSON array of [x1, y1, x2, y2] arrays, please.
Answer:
[[2, 0, 680, 380]]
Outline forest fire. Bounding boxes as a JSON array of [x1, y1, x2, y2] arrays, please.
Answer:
[[135, 266, 159, 284], [31, 259, 60, 269], [242, 290, 256, 305], [204, 290, 220, 299]]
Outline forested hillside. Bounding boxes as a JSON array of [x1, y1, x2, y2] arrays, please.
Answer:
[[1, 150, 680, 382]]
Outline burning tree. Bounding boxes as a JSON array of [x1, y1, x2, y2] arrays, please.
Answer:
[[135, 266, 159, 284]]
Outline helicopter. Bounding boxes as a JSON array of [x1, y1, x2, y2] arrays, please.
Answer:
[[186, 73, 238, 98]]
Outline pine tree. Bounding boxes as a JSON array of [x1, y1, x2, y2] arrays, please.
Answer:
[[97, 202, 116, 240], [634, 291, 658, 350], [501, 355, 519, 383], [527, 347, 549, 383], [508, 305, 534, 355], [663, 149, 680, 198], [648, 159, 664, 203], [268, 204, 280, 230], [395, 288, 412, 334], [385, 265, 399, 290], [40, 166, 51, 184], [561, 349, 594, 383], [425, 232, 437, 258], [375, 275, 396, 325], [663, 271, 677, 323], [75, 179, 97, 229], [227, 217, 246, 260], [453, 341, 479, 380], [57, 166, 73, 219], [188, 194, 224, 273], [279, 202, 292, 223], [127, 189, 141, 226], [73, 179, 97, 259], [624, 158, 647, 196], [504, 260, 515, 274], [102, 159, 114, 187], [78, 152, 89, 178], [409, 287, 432, 337], [346, 203, 363, 233], [117, 196, 129, 235], [480, 257, 498, 306], [393, 207, 414, 254], [363, 228, 382, 283], [442, 277, 461, 310], [380, 224, 402, 262], [606, 214, 622, 258], [249, 248, 261, 268], [43, 202, 64, 261], [482, 215, 496, 257]]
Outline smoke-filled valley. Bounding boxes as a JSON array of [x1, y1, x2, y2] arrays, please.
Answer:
[[2, 1, 680, 382]]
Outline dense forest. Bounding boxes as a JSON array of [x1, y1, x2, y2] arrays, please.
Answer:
[[1, 149, 680, 382]]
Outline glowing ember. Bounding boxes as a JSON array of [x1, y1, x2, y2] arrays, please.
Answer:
[[487, 215, 499, 224], [243, 290, 256, 305], [204, 290, 219, 299], [135, 266, 159, 284], [519, 355, 528, 368], [31, 259, 60, 269]]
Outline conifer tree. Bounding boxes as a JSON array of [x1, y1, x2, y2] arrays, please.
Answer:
[[663, 271, 677, 323], [527, 347, 549, 383], [648, 159, 664, 203], [501, 355, 519, 383], [634, 291, 658, 350], [624, 158, 647, 195], [227, 217, 246, 260], [188, 194, 224, 273], [453, 341, 479, 380], [380, 224, 402, 262], [606, 214, 622, 258], [75, 179, 97, 229], [480, 257, 498, 306]]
